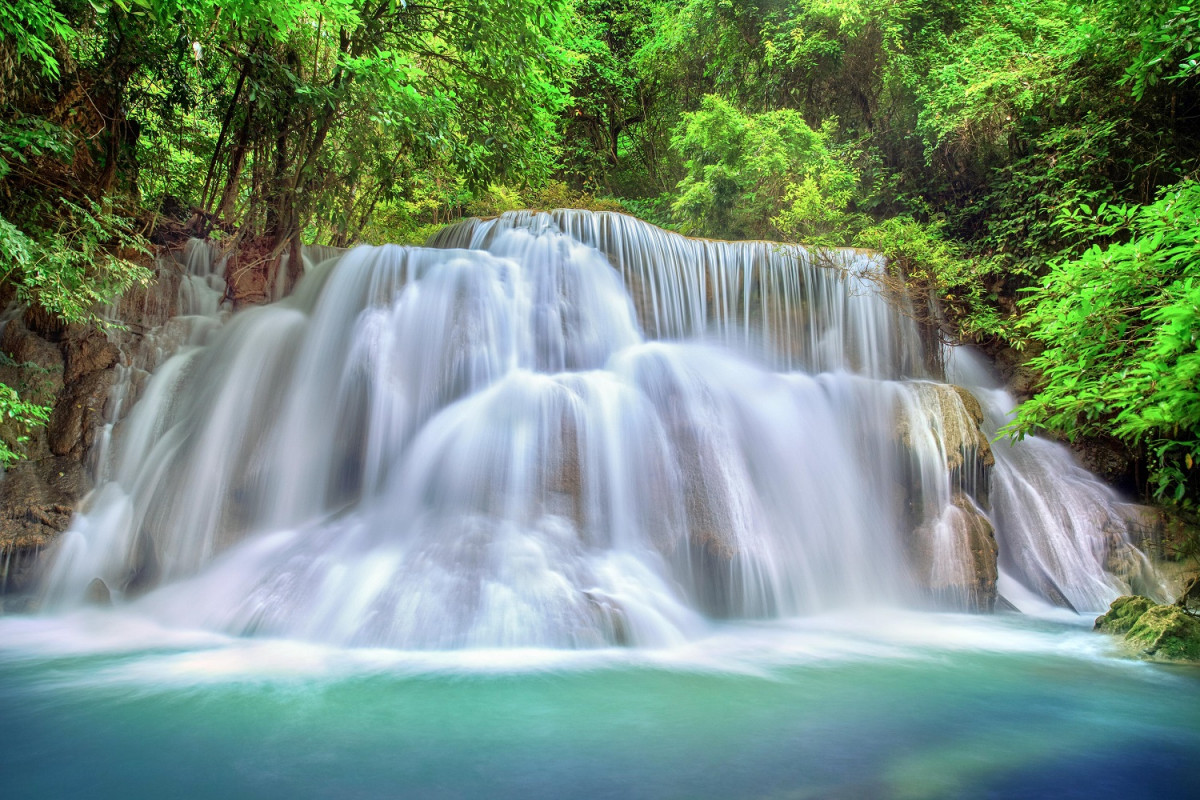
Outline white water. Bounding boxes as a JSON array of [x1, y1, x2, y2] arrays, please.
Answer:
[[33, 210, 1164, 648], [947, 349, 1170, 612]]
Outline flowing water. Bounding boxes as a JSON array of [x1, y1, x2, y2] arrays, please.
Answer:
[[1, 210, 1195, 797]]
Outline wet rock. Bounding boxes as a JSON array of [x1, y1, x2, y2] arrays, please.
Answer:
[[1070, 435, 1135, 489], [49, 367, 117, 456], [950, 384, 984, 428], [1, 247, 188, 598], [1126, 605, 1200, 662], [976, 336, 1043, 403], [896, 383, 994, 508], [544, 412, 582, 529], [957, 494, 1000, 611], [1113, 502, 1199, 566], [1097, 596, 1200, 663], [122, 529, 160, 598], [909, 492, 999, 612], [85, 577, 112, 606], [583, 589, 629, 645]]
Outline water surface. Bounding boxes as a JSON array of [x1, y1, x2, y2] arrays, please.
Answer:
[[2, 610, 1197, 799]]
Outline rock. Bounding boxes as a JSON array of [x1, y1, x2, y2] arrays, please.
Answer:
[[0, 247, 181, 598], [908, 492, 999, 612], [957, 494, 999, 611], [49, 367, 117, 456], [1095, 595, 1155, 635], [1, 318, 66, 377], [122, 529, 161, 599], [950, 384, 984, 427], [1095, 595, 1200, 663], [896, 382, 994, 508], [85, 577, 112, 606], [1113, 502, 1199, 565], [1070, 435, 1135, 489], [1126, 605, 1200, 662], [21, 304, 67, 338], [1177, 576, 1200, 613], [61, 326, 120, 385], [583, 589, 628, 645]]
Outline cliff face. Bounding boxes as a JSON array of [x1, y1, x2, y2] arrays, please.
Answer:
[[0, 251, 183, 598]]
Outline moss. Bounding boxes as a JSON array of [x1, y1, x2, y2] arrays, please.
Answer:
[[1095, 595, 1200, 663], [1126, 605, 1200, 662], [1094, 595, 1155, 634]]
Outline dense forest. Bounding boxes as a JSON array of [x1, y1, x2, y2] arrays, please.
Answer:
[[0, 0, 1197, 525]]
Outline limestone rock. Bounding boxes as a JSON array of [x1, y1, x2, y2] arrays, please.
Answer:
[[909, 492, 999, 612], [895, 382, 994, 509], [1095, 595, 1200, 663], [1094, 595, 1156, 635], [1, 318, 65, 377], [62, 326, 120, 385], [85, 578, 112, 606], [950, 384, 984, 428], [1070, 435, 1135, 487], [956, 493, 999, 611], [1126, 605, 1200, 662], [49, 367, 117, 456]]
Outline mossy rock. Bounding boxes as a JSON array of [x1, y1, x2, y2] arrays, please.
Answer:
[[1094, 595, 1155, 635], [1126, 605, 1200, 662], [1095, 595, 1200, 663]]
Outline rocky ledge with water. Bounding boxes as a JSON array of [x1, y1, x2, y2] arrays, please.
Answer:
[[0, 210, 1188, 644]]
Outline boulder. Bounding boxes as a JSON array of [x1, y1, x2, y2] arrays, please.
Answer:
[[85, 577, 112, 606], [1126, 605, 1200, 662], [1095, 595, 1200, 663], [909, 492, 999, 612], [1095, 595, 1156, 635], [896, 382, 994, 509]]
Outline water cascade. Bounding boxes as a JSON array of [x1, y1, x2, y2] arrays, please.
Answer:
[[36, 210, 1163, 647]]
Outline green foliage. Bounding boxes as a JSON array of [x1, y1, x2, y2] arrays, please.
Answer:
[[1011, 181, 1200, 507], [0, 380, 51, 465], [1122, 0, 1200, 99], [852, 215, 1007, 342], [0, 201, 151, 325], [0, 0, 73, 79], [671, 95, 856, 240]]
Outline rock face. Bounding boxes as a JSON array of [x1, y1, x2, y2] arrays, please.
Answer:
[[1126, 606, 1200, 662], [1095, 595, 1200, 663], [908, 492, 999, 612], [895, 383, 999, 610], [1095, 595, 1156, 635], [895, 382, 994, 509], [0, 247, 183, 594]]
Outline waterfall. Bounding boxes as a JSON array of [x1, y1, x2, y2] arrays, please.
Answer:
[[36, 210, 1161, 647], [947, 349, 1170, 612]]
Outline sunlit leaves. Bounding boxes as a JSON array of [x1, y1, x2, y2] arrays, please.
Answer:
[[1011, 181, 1200, 507]]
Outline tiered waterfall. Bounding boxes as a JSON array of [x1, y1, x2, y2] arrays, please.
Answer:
[[38, 211, 1166, 647]]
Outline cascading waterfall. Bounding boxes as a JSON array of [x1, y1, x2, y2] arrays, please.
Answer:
[[947, 349, 1170, 612], [36, 210, 1164, 648]]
